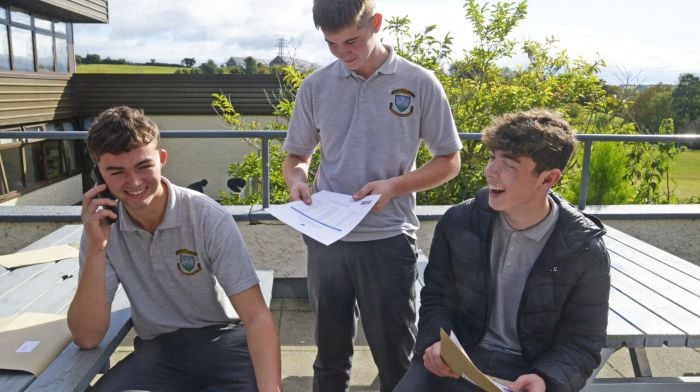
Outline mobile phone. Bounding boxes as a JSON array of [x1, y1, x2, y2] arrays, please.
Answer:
[[92, 165, 119, 224]]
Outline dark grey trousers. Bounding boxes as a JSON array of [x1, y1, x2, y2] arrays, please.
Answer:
[[394, 345, 530, 391], [91, 322, 257, 392], [305, 234, 418, 392]]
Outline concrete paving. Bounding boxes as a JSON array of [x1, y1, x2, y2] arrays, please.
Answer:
[[102, 298, 700, 391]]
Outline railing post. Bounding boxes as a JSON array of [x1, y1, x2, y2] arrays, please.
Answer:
[[578, 140, 593, 210], [262, 136, 270, 209]]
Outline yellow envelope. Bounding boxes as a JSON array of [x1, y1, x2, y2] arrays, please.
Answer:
[[440, 328, 512, 392], [0, 313, 73, 376], [0, 245, 79, 269]]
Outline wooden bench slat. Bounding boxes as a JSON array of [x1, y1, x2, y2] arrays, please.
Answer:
[[609, 254, 700, 317], [608, 287, 687, 347], [610, 269, 700, 338], [606, 239, 700, 297], [604, 226, 700, 282], [606, 309, 645, 348], [18, 225, 82, 252]]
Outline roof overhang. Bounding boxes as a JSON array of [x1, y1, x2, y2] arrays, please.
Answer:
[[9, 0, 108, 23]]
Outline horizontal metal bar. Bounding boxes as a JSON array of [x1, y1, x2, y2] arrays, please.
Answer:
[[1, 130, 699, 143]]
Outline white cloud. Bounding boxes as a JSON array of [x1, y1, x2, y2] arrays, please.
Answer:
[[73, 0, 700, 83]]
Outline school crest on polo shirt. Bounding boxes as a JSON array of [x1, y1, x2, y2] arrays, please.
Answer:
[[389, 88, 415, 117], [176, 249, 202, 276]]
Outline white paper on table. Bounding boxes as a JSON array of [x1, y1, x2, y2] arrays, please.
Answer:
[[266, 190, 380, 246]]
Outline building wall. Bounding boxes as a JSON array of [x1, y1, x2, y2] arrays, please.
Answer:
[[72, 74, 284, 116], [0, 73, 74, 127], [9, 0, 108, 23]]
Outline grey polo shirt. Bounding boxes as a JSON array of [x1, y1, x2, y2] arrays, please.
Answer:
[[79, 177, 259, 340], [284, 45, 462, 241], [480, 196, 560, 354]]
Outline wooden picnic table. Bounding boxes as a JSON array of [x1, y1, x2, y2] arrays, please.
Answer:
[[0, 224, 274, 392]]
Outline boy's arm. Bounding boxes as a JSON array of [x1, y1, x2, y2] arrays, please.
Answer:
[[353, 151, 460, 212], [67, 185, 117, 349], [415, 213, 460, 355], [282, 152, 312, 204], [229, 286, 282, 392], [527, 236, 611, 391]]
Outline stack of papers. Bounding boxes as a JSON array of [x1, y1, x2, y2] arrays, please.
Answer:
[[267, 191, 379, 245]]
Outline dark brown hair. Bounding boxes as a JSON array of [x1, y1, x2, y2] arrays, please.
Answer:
[[312, 0, 375, 33], [87, 106, 160, 161], [481, 109, 577, 173]]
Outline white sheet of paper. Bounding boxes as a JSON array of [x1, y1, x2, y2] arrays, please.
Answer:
[[0, 245, 79, 269], [267, 190, 380, 246], [16, 340, 40, 353]]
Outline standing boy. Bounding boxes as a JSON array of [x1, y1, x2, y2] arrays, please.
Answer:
[[396, 110, 611, 392], [68, 106, 281, 391], [282, 1, 462, 390]]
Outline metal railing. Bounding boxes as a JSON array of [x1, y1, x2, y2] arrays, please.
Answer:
[[2, 130, 699, 210]]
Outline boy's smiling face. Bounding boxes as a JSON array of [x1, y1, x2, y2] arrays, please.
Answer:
[[484, 150, 560, 228]]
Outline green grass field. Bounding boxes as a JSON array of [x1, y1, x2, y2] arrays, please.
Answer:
[[670, 149, 700, 201], [76, 64, 184, 73]]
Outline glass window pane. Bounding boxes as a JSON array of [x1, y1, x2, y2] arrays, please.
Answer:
[[36, 32, 54, 71], [0, 25, 9, 70], [0, 5, 6, 21], [44, 140, 61, 179], [10, 26, 33, 71], [10, 7, 30, 26], [34, 16, 51, 31], [56, 36, 68, 72], [25, 142, 45, 186], [54, 22, 66, 35], [0, 148, 24, 193]]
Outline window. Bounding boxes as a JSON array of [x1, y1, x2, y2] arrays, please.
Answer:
[[0, 122, 84, 201], [10, 25, 33, 71], [36, 32, 53, 71], [0, 25, 8, 70], [0, 5, 72, 73]]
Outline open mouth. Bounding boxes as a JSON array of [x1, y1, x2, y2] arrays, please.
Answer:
[[489, 186, 505, 194], [125, 188, 146, 197]]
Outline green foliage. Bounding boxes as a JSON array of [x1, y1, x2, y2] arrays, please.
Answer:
[[672, 73, 700, 129], [628, 84, 674, 134], [214, 66, 319, 205], [216, 0, 686, 206]]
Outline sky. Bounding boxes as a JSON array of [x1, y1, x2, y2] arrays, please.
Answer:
[[73, 0, 700, 85]]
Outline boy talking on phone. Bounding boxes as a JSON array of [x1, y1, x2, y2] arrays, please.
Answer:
[[68, 106, 281, 392]]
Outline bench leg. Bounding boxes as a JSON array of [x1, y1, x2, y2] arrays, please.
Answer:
[[630, 348, 652, 377], [583, 347, 618, 390]]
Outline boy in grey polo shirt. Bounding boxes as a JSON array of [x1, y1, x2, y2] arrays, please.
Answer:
[[396, 110, 611, 392], [68, 106, 281, 391], [282, 1, 461, 391]]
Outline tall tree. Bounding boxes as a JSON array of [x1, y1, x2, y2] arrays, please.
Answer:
[[181, 57, 196, 67], [629, 84, 674, 134], [244, 56, 258, 74], [672, 73, 700, 129]]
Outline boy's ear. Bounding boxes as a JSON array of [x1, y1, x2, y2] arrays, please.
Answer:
[[159, 149, 168, 167], [541, 168, 562, 188], [371, 13, 382, 32]]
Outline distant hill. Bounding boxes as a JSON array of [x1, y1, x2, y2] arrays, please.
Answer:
[[77, 64, 185, 73]]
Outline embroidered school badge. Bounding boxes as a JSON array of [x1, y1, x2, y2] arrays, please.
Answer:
[[176, 249, 202, 276], [389, 88, 415, 117]]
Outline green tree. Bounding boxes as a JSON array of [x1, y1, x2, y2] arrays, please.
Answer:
[[672, 73, 700, 129], [628, 84, 674, 134], [181, 57, 196, 67], [199, 59, 220, 74], [244, 56, 258, 74]]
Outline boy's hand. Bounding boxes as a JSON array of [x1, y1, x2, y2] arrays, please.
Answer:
[[288, 181, 312, 205], [81, 184, 117, 249], [353, 178, 396, 213], [423, 341, 460, 379], [509, 373, 545, 392]]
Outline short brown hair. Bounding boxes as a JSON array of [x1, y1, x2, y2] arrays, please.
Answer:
[[313, 0, 375, 33], [87, 106, 160, 161], [481, 110, 577, 173]]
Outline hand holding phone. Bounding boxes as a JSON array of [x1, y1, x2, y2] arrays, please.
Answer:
[[92, 165, 119, 224]]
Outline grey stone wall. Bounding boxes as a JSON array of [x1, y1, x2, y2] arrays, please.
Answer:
[[2, 218, 696, 276]]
